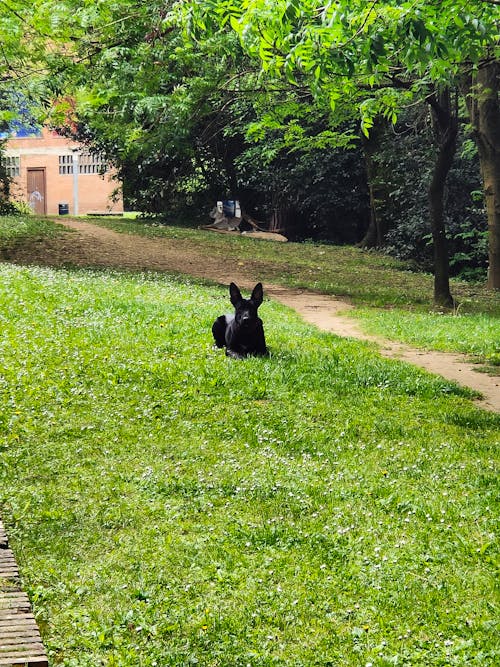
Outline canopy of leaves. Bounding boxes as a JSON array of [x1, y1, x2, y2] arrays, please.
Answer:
[[180, 0, 500, 132]]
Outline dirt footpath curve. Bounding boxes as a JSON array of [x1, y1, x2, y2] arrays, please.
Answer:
[[6, 217, 500, 413]]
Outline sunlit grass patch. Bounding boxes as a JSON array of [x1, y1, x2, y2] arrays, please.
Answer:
[[351, 307, 500, 367], [88, 217, 500, 316], [0, 215, 67, 245], [0, 264, 499, 666], [2, 214, 498, 363]]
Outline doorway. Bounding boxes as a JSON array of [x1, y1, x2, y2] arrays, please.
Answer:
[[27, 168, 46, 215]]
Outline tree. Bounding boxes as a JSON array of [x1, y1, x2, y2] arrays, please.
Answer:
[[358, 119, 388, 249], [40, 1, 254, 214], [427, 88, 459, 306], [181, 0, 500, 295], [464, 59, 500, 289]]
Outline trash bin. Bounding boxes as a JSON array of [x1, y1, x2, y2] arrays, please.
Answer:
[[223, 200, 241, 218], [58, 203, 69, 215], [223, 200, 236, 217]]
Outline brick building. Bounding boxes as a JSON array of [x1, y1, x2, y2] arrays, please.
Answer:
[[3, 126, 123, 216]]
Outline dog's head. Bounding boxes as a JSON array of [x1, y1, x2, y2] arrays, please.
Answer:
[[229, 282, 263, 329]]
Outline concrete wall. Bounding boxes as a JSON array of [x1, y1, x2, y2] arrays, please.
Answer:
[[5, 127, 123, 215]]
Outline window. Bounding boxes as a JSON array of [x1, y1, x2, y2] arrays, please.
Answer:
[[2, 155, 20, 177], [79, 151, 107, 174], [59, 152, 108, 175], [59, 154, 73, 175]]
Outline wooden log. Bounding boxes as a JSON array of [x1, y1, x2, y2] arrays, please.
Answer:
[[201, 227, 287, 242], [241, 211, 269, 232], [0, 656, 48, 666], [1, 637, 46, 647], [0, 618, 38, 627], [0, 629, 41, 638], [241, 230, 288, 242], [0, 521, 48, 667]]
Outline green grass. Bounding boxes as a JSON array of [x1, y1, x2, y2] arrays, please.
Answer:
[[1, 263, 499, 666], [84, 217, 500, 365], [1, 214, 499, 364], [86, 217, 499, 311], [0, 215, 67, 246], [351, 309, 500, 367]]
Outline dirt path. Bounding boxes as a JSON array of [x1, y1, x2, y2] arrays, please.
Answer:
[[6, 217, 500, 413]]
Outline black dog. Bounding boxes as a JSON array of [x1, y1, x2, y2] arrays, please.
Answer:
[[212, 282, 268, 358]]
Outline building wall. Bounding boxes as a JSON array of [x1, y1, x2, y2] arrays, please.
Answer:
[[5, 127, 123, 215]]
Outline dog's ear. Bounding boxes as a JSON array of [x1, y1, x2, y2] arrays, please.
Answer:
[[251, 282, 263, 307], [229, 282, 243, 307]]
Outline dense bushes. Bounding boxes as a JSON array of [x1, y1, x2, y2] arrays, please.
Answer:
[[378, 118, 487, 281]]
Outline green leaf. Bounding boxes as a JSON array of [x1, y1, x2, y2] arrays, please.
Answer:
[[229, 15, 241, 34]]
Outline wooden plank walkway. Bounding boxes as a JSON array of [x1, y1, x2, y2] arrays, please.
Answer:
[[0, 520, 48, 666]]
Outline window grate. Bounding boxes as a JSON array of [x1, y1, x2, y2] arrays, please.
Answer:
[[58, 154, 73, 175], [2, 155, 20, 177], [59, 152, 108, 175]]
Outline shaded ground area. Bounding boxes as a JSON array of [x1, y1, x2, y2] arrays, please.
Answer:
[[4, 217, 499, 412]]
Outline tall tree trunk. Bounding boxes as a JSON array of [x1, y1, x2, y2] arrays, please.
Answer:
[[359, 123, 386, 248], [220, 134, 257, 220], [463, 60, 500, 290], [427, 89, 458, 307]]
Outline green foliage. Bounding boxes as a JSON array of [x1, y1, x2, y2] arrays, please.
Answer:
[[48, 3, 256, 214], [175, 0, 498, 279], [0, 139, 12, 214], [369, 109, 488, 280], [0, 200, 19, 216], [9, 199, 36, 216], [181, 0, 500, 110], [235, 135, 370, 242], [1, 263, 499, 665]]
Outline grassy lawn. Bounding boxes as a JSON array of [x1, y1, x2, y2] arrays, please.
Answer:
[[0, 215, 66, 246], [85, 217, 500, 366], [0, 262, 499, 666], [87, 217, 499, 309], [1, 214, 499, 365], [352, 309, 500, 369]]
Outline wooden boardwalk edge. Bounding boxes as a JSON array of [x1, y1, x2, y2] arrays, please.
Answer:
[[0, 520, 48, 667]]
